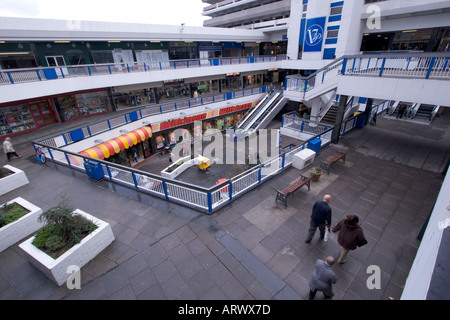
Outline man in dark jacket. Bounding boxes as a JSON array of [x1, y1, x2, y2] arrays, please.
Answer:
[[305, 194, 332, 243], [332, 215, 367, 264]]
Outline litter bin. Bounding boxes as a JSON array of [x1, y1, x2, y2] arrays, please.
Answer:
[[84, 160, 104, 181], [307, 138, 322, 154], [355, 114, 367, 129]]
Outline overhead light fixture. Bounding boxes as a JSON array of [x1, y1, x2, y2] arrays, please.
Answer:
[[0, 41, 5, 43], [0, 52, 30, 55], [54, 40, 70, 43], [402, 30, 417, 33], [108, 40, 121, 43], [150, 40, 160, 43]]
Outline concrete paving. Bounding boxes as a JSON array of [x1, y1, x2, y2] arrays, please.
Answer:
[[0, 108, 448, 300]]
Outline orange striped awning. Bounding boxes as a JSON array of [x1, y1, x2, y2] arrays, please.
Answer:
[[79, 126, 152, 160]]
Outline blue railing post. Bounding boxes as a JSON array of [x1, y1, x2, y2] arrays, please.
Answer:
[[144, 63, 147, 72], [162, 181, 169, 200], [87, 66, 91, 76], [106, 165, 112, 179], [7, 72, 13, 84], [65, 153, 71, 166], [187, 60, 189, 68], [341, 58, 348, 75], [426, 57, 436, 79], [107, 120, 112, 130], [132, 173, 138, 188], [174, 103, 177, 111], [281, 154, 285, 170], [304, 79, 308, 92], [108, 65, 112, 74], [379, 58, 386, 77], [87, 126, 92, 137], [60, 67, 65, 78], [48, 148, 54, 161], [159, 62, 162, 70], [228, 182, 233, 200], [126, 64, 130, 73], [36, 70, 42, 81], [207, 193, 213, 213], [62, 134, 68, 146], [159, 105, 163, 113], [258, 166, 262, 183]]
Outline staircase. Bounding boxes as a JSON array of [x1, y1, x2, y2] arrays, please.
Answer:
[[321, 106, 338, 125]]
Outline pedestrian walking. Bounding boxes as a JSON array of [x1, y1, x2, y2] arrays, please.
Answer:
[[3, 137, 21, 162], [396, 102, 407, 119], [305, 194, 332, 243], [308, 256, 338, 300], [332, 215, 368, 264]]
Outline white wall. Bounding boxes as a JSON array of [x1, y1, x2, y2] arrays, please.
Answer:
[[401, 169, 450, 300], [335, 0, 365, 57], [336, 76, 450, 107]]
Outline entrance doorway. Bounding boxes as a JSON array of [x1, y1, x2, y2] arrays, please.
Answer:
[[29, 100, 57, 126], [45, 55, 68, 76]]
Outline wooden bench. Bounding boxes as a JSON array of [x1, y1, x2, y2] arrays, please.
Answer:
[[276, 174, 311, 208], [320, 151, 347, 175]]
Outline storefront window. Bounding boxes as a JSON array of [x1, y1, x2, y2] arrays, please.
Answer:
[[75, 91, 112, 116], [221, 77, 242, 92], [0, 103, 37, 137], [55, 95, 80, 121]]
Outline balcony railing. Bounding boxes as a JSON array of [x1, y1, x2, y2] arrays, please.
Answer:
[[0, 55, 286, 86]]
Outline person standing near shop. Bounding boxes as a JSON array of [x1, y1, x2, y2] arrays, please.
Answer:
[[305, 194, 332, 243], [3, 137, 21, 162], [332, 215, 368, 264]]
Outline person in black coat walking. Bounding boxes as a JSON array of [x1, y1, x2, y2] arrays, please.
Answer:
[[305, 194, 332, 243]]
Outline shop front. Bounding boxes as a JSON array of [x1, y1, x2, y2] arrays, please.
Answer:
[[0, 98, 59, 138], [53, 89, 113, 122]]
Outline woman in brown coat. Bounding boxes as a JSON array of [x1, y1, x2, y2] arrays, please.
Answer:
[[332, 215, 367, 264]]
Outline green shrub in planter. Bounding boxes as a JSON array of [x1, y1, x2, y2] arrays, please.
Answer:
[[32, 195, 97, 259], [0, 202, 30, 228]]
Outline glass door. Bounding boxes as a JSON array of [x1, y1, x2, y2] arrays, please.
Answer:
[[45, 55, 68, 76], [29, 100, 57, 126]]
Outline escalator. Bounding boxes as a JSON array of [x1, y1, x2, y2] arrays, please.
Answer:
[[236, 89, 287, 133]]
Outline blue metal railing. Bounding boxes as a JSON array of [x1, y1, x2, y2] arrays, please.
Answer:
[[37, 86, 267, 148], [0, 55, 286, 86], [285, 52, 450, 97], [32, 113, 359, 214]]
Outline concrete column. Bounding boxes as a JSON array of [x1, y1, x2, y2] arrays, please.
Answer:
[[331, 94, 348, 144], [363, 98, 373, 125], [309, 97, 321, 126], [286, 0, 303, 60]]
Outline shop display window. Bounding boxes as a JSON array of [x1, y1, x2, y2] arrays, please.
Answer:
[[75, 91, 112, 115], [0, 103, 37, 137], [55, 95, 80, 121]]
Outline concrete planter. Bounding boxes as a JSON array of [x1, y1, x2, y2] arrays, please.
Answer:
[[161, 156, 195, 179], [0, 197, 44, 253], [0, 165, 29, 196], [19, 209, 115, 286]]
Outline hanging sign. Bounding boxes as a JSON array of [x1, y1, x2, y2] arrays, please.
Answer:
[[303, 17, 326, 52]]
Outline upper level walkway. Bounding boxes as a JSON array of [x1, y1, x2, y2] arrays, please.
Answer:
[[285, 52, 450, 107], [0, 55, 286, 104]]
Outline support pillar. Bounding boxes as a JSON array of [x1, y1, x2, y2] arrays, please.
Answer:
[[363, 98, 374, 125], [331, 94, 348, 144]]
